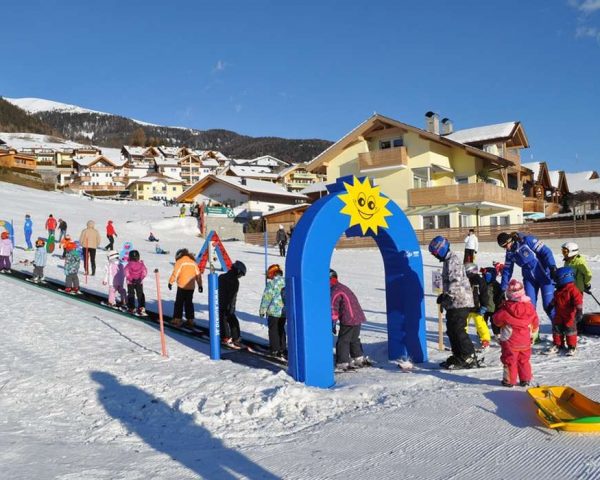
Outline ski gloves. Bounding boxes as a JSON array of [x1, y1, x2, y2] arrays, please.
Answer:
[[168, 283, 173, 290], [437, 293, 451, 305], [584, 284, 592, 294]]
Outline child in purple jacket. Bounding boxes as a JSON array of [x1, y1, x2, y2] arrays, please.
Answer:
[[330, 268, 370, 371], [124, 250, 147, 315]]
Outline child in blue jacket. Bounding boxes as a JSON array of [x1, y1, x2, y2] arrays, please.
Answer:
[[32, 238, 47, 282]]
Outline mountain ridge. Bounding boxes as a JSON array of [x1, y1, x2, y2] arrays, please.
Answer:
[[1, 97, 332, 163]]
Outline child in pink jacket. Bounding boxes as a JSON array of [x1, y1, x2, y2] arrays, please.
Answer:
[[493, 279, 539, 387], [124, 250, 147, 315]]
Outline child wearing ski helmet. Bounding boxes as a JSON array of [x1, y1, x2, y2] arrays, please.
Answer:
[[124, 250, 147, 315], [218, 260, 247, 346], [102, 250, 126, 308], [259, 264, 287, 358], [480, 266, 504, 338], [64, 241, 81, 293], [546, 266, 583, 356], [464, 263, 492, 351], [428, 236, 477, 369], [168, 248, 203, 328], [32, 238, 47, 282], [330, 268, 371, 370], [0, 231, 13, 273], [561, 242, 592, 295], [493, 279, 539, 387]]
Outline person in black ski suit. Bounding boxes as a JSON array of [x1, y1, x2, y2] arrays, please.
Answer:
[[428, 236, 477, 369], [218, 260, 247, 345], [275, 225, 288, 257]]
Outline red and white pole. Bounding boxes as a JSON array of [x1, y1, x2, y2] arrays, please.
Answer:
[[154, 269, 168, 358]]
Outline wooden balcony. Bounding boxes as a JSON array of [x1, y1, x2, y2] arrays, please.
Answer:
[[89, 166, 114, 172], [76, 184, 126, 192], [358, 147, 408, 172], [408, 183, 523, 208], [523, 197, 545, 213]]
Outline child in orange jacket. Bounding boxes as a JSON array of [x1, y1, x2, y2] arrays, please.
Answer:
[[168, 248, 203, 328]]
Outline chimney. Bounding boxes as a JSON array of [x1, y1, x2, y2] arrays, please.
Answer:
[[425, 111, 440, 135], [241, 177, 247, 186], [441, 117, 454, 135]]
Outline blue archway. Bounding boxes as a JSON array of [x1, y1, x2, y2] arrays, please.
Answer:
[[285, 176, 426, 388]]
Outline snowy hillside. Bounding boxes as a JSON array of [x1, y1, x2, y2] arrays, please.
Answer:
[[1, 182, 600, 479]]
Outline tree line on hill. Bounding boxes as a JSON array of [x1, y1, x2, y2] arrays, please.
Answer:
[[0, 97, 332, 163]]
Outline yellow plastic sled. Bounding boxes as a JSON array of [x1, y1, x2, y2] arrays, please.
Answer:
[[527, 386, 600, 432]]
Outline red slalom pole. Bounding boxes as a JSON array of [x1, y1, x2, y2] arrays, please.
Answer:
[[154, 269, 168, 358], [85, 237, 89, 284]]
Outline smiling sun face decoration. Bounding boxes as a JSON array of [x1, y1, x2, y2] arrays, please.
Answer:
[[339, 176, 392, 235]]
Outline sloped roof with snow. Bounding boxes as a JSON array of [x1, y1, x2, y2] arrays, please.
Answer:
[[445, 122, 516, 144], [299, 181, 331, 194], [521, 162, 541, 179], [73, 155, 127, 168], [566, 171, 600, 192], [549, 170, 560, 187], [98, 147, 123, 164], [228, 166, 277, 178]]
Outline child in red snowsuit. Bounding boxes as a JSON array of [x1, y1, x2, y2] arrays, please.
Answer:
[[493, 279, 539, 387], [548, 266, 583, 356]]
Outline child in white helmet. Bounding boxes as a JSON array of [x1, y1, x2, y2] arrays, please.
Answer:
[[561, 242, 592, 295]]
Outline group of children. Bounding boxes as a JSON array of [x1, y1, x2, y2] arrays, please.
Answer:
[[430, 234, 593, 388]]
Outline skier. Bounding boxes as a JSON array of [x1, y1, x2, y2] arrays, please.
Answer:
[[179, 205, 186, 218], [330, 268, 371, 371], [148, 232, 159, 242], [480, 266, 504, 339], [57, 218, 67, 243], [168, 248, 203, 328], [24, 214, 33, 251], [493, 279, 539, 387], [259, 264, 287, 358], [105, 220, 117, 251], [124, 250, 147, 316], [561, 242, 592, 295], [45, 214, 57, 236], [275, 225, 288, 257], [79, 220, 101, 276], [218, 260, 247, 346], [63, 241, 81, 294], [546, 267, 583, 356], [102, 250, 126, 308], [464, 263, 492, 351], [0, 231, 13, 273], [60, 234, 72, 259], [428, 236, 478, 369], [32, 238, 47, 283], [497, 231, 557, 325], [463, 229, 478, 264]]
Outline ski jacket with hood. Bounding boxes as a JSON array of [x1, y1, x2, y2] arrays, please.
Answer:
[[79, 221, 102, 249], [104, 259, 125, 288], [0, 238, 13, 256], [259, 275, 286, 318], [330, 280, 366, 326], [169, 255, 202, 290], [493, 298, 539, 351], [441, 251, 474, 310], [64, 250, 81, 275], [125, 260, 147, 284], [564, 254, 592, 293], [500, 233, 556, 291], [34, 246, 47, 267], [552, 282, 583, 325]]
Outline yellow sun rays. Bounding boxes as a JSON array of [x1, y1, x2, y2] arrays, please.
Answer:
[[339, 176, 392, 235]]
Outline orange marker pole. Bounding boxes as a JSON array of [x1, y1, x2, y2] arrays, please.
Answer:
[[154, 269, 168, 358]]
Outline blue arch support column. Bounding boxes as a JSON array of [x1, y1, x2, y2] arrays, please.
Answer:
[[285, 176, 427, 388]]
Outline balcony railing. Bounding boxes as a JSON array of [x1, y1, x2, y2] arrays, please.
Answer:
[[408, 182, 523, 208], [358, 147, 408, 172], [74, 184, 126, 191], [90, 166, 114, 172], [523, 197, 545, 213]]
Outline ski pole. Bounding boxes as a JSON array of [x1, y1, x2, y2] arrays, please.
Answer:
[[154, 269, 168, 358], [85, 237, 89, 284], [438, 305, 444, 351]]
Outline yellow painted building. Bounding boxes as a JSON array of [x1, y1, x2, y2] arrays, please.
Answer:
[[306, 113, 527, 230], [128, 174, 185, 200]]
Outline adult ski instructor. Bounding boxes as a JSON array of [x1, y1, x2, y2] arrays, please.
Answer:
[[497, 231, 557, 324]]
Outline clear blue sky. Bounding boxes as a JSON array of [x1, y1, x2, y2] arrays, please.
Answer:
[[2, 0, 599, 171]]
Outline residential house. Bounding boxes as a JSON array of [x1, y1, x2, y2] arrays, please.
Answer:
[[71, 155, 128, 194], [154, 157, 182, 180], [306, 113, 526, 230], [564, 170, 600, 213], [223, 165, 279, 183], [121, 145, 161, 180], [127, 173, 185, 200], [521, 161, 564, 217], [179, 154, 213, 186], [231, 155, 290, 171], [278, 163, 323, 192], [0, 146, 36, 171], [176, 175, 308, 219]]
